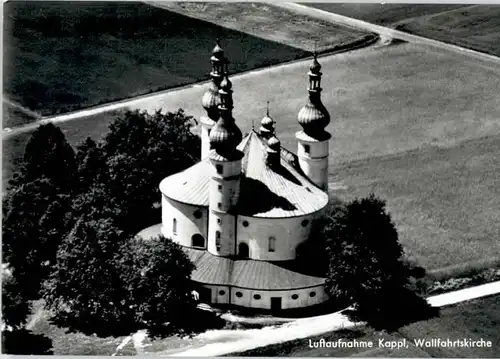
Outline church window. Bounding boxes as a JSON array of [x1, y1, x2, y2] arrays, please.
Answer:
[[235, 292, 243, 298], [253, 294, 261, 300], [218, 202, 222, 209], [217, 218, 222, 224], [291, 294, 299, 300], [216, 164, 223, 174], [301, 219, 309, 227], [242, 220, 249, 227], [194, 210, 202, 219], [191, 234, 205, 248], [216, 231, 221, 251], [268, 236, 276, 252], [173, 218, 177, 235], [218, 184, 222, 191], [219, 290, 226, 296], [309, 292, 316, 298], [303, 144, 310, 154]]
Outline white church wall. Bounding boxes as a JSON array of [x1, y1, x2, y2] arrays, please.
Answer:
[[230, 285, 327, 310], [236, 212, 322, 261], [161, 195, 208, 248]]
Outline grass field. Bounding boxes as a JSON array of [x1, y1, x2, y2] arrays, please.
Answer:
[[306, 3, 466, 26], [397, 5, 500, 57], [232, 294, 500, 357], [4, 42, 500, 271], [3, 1, 311, 117], [152, 2, 369, 52], [306, 4, 500, 57]]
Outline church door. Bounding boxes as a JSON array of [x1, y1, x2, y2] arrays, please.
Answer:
[[270, 297, 282, 312], [238, 242, 249, 258]]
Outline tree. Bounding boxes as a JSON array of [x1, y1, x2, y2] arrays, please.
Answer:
[[9, 123, 76, 192], [116, 236, 209, 337], [43, 216, 130, 336], [101, 109, 200, 232], [2, 274, 31, 329], [2, 178, 72, 299], [74, 137, 107, 194], [323, 194, 435, 330]]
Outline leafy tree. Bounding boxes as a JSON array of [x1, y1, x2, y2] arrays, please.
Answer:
[[324, 194, 435, 330], [43, 216, 129, 336], [101, 109, 200, 232], [9, 123, 76, 192], [74, 137, 107, 194], [2, 179, 72, 299], [1, 273, 31, 329], [116, 236, 209, 337]]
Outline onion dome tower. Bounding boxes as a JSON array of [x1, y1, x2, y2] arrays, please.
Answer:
[[207, 64, 244, 257], [259, 101, 275, 139], [200, 38, 226, 159], [295, 53, 331, 191], [266, 134, 281, 168]]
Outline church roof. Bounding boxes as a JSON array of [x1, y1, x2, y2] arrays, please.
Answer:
[[184, 247, 325, 290], [159, 131, 329, 218]]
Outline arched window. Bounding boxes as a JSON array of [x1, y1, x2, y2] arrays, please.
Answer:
[[191, 234, 205, 248], [216, 164, 223, 174], [238, 242, 249, 258], [173, 218, 177, 235], [303, 144, 310, 154], [268, 237, 276, 252]]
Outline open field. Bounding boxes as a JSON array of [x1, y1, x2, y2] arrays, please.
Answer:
[[149, 2, 369, 52], [307, 4, 500, 57], [232, 294, 500, 357], [397, 5, 500, 57], [3, 1, 310, 117], [306, 3, 467, 26], [4, 42, 500, 270]]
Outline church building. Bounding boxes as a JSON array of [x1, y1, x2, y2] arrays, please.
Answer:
[[139, 39, 333, 311]]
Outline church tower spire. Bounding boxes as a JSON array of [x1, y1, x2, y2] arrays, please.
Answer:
[[295, 53, 331, 191], [200, 38, 226, 159], [207, 60, 243, 258]]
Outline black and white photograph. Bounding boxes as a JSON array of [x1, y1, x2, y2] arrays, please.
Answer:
[[2, 1, 500, 357]]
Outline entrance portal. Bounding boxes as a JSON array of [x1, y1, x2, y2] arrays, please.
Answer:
[[270, 297, 282, 312], [238, 242, 249, 258], [198, 287, 212, 304]]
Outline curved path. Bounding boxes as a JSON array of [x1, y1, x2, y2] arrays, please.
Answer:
[[272, 2, 500, 67], [166, 281, 500, 357]]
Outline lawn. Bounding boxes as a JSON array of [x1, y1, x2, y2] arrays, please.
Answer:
[[306, 4, 500, 57], [151, 2, 369, 52], [231, 295, 500, 357], [397, 5, 500, 57], [305, 3, 466, 26], [4, 42, 500, 271], [3, 1, 310, 117]]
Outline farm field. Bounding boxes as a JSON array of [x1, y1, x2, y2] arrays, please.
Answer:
[[4, 42, 500, 272], [149, 2, 369, 52], [2, 1, 312, 118], [306, 3, 466, 26], [232, 294, 500, 357], [397, 5, 500, 57], [307, 4, 500, 57]]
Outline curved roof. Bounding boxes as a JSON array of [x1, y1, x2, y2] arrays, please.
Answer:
[[159, 131, 329, 218], [137, 224, 326, 290]]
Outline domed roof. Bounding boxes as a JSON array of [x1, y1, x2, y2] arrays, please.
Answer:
[[298, 102, 330, 132], [212, 38, 224, 59], [310, 53, 322, 74], [267, 135, 280, 151], [220, 75, 232, 92], [201, 82, 220, 114], [209, 117, 242, 150]]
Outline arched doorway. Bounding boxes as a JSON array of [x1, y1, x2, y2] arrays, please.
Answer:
[[238, 242, 249, 258], [191, 234, 205, 248]]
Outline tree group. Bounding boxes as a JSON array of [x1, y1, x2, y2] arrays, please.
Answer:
[[2, 109, 224, 353]]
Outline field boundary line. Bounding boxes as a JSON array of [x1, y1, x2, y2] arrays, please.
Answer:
[[2, 32, 378, 139]]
